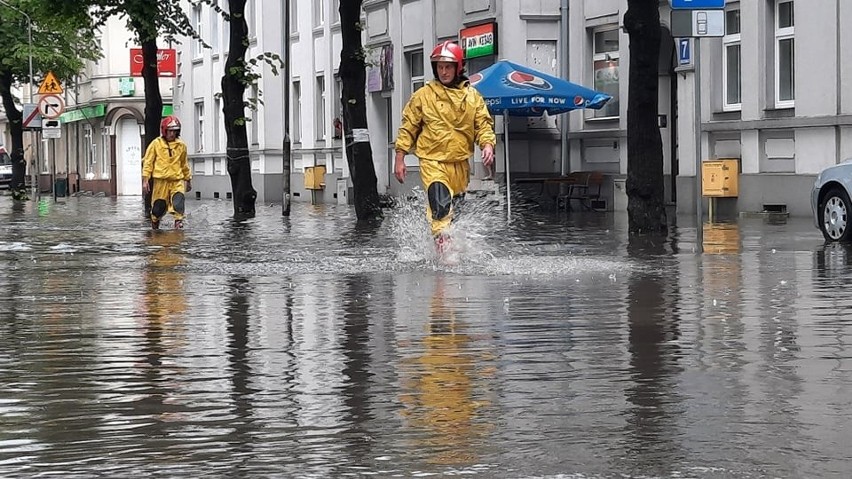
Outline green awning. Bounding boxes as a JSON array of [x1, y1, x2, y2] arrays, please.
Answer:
[[60, 104, 106, 123], [60, 103, 173, 123]]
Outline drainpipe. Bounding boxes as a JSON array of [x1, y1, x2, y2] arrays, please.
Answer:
[[559, 0, 569, 176]]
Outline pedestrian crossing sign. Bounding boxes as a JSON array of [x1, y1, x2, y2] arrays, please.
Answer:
[[38, 71, 63, 95]]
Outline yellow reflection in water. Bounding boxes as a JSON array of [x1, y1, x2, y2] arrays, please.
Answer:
[[399, 276, 491, 466]]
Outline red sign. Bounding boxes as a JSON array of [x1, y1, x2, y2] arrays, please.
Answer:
[[129, 48, 177, 77]]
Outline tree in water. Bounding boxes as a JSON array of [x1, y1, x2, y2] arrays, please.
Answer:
[[220, 0, 257, 218], [623, 1, 667, 235], [339, 0, 382, 221], [0, 0, 100, 201]]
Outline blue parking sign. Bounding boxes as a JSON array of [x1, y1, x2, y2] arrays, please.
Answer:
[[670, 0, 725, 8]]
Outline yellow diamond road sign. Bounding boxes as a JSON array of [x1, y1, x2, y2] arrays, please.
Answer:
[[38, 71, 63, 95]]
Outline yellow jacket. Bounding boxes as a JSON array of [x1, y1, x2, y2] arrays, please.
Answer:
[[395, 79, 496, 163], [141, 137, 190, 181]]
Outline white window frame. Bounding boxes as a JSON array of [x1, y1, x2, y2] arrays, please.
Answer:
[[313, 0, 324, 28], [213, 97, 221, 152], [209, 1, 219, 53], [250, 85, 259, 145], [404, 49, 424, 101], [247, 0, 257, 40], [290, 0, 298, 34], [192, 3, 203, 60], [195, 100, 205, 152], [315, 75, 326, 141], [774, 0, 795, 109], [293, 80, 302, 143], [592, 27, 619, 119], [722, 7, 741, 111], [83, 124, 94, 177]]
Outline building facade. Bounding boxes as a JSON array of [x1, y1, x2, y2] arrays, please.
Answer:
[[5, 0, 848, 218]]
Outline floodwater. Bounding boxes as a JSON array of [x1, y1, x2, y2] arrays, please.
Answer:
[[0, 193, 850, 478]]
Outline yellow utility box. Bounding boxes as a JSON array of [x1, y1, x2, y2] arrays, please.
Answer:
[[304, 165, 326, 190], [701, 159, 739, 197]]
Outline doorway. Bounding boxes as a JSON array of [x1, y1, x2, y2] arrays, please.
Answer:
[[115, 118, 142, 195]]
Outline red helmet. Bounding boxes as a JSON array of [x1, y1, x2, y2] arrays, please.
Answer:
[[160, 115, 181, 137], [430, 40, 465, 76]]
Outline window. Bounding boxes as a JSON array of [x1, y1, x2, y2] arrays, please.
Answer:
[[332, 0, 340, 24], [293, 80, 302, 143], [290, 0, 298, 34], [247, 0, 256, 39], [722, 8, 741, 111], [213, 97, 221, 152], [195, 100, 205, 152], [100, 128, 110, 179], [592, 28, 619, 118], [83, 124, 94, 178], [316, 75, 326, 141], [333, 75, 343, 140], [192, 3, 203, 59], [313, 0, 324, 27], [404, 50, 424, 100], [210, 1, 219, 53], [775, 0, 794, 108], [250, 85, 259, 145]]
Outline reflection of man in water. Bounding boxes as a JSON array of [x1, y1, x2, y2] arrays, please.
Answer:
[[142, 231, 188, 323], [399, 276, 490, 465]]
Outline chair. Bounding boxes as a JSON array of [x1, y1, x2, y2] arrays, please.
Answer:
[[557, 171, 604, 211]]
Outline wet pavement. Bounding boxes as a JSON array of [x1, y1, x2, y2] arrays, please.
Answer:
[[1, 194, 851, 478]]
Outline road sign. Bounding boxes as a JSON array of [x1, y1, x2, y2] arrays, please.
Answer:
[[42, 120, 61, 139], [670, 0, 725, 8], [678, 38, 693, 66], [38, 71, 64, 95], [22, 103, 42, 129], [38, 94, 65, 119], [671, 10, 725, 37]]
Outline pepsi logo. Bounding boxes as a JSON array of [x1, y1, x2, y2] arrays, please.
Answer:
[[573, 96, 585, 107], [469, 73, 483, 86], [506, 71, 552, 91]]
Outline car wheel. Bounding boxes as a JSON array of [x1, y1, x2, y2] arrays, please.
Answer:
[[820, 187, 852, 242]]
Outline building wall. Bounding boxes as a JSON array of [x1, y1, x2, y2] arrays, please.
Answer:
[[166, 0, 852, 217]]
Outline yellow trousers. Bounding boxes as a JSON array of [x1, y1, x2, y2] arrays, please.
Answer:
[[150, 178, 187, 222], [419, 159, 470, 236]]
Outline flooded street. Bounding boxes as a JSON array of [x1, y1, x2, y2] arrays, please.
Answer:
[[1, 195, 850, 478]]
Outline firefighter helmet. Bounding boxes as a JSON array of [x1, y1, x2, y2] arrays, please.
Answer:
[[160, 115, 181, 137], [430, 40, 465, 76]]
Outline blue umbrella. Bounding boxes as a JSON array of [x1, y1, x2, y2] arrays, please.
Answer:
[[469, 60, 611, 221], [470, 60, 611, 116]]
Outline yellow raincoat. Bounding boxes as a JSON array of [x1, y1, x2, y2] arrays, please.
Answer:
[[395, 79, 496, 235], [142, 137, 190, 222]]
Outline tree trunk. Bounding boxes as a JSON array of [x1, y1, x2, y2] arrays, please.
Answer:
[[0, 70, 28, 201], [140, 37, 163, 214], [222, 0, 257, 218], [339, 0, 382, 221], [624, 2, 667, 235]]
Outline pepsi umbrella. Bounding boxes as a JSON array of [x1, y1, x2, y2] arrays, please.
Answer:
[[470, 60, 611, 116], [469, 60, 611, 220]]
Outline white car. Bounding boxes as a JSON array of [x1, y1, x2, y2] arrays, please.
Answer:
[[812, 159, 852, 242], [0, 147, 12, 189]]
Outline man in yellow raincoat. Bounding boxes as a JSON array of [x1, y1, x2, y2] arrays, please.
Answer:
[[394, 41, 496, 249], [142, 115, 192, 230]]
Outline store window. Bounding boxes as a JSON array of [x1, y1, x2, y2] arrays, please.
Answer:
[[592, 28, 619, 118]]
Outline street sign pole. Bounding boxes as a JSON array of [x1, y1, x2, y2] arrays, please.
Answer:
[[694, 38, 703, 249]]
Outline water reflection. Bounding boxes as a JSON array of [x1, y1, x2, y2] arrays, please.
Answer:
[[622, 235, 683, 474], [399, 275, 491, 466]]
